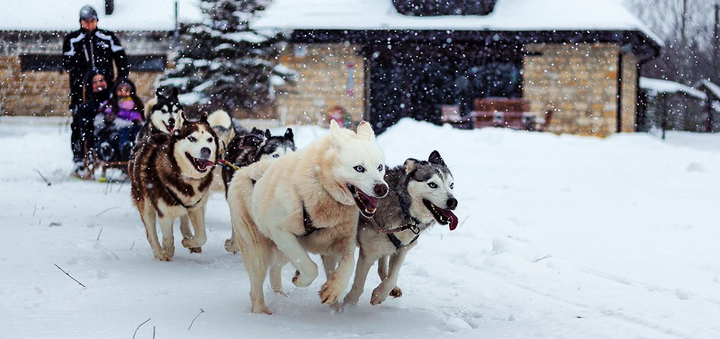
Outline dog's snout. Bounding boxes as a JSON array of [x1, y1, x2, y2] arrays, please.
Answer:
[[374, 183, 388, 197], [168, 117, 175, 126], [447, 197, 458, 210], [200, 147, 212, 159]]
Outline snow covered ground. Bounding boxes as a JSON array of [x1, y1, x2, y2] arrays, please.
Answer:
[[2, 118, 720, 338]]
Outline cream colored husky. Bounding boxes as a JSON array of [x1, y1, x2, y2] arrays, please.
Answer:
[[227, 120, 388, 314]]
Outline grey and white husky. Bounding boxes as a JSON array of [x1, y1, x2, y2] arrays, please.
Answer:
[[344, 150, 458, 306]]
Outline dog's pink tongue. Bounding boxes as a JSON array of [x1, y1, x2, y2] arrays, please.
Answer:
[[198, 159, 215, 169], [445, 210, 459, 231]]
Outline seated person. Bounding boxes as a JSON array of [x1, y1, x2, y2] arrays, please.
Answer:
[[71, 68, 111, 177], [94, 78, 144, 162]]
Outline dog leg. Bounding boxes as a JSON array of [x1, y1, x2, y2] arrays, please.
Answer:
[[179, 215, 191, 240], [183, 207, 208, 252], [269, 265, 288, 297], [267, 228, 318, 288], [158, 215, 175, 260], [377, 255, 389, 280], [371, 248, 409, 305], [319, 234, 355, 304], [321, 255, 338, 279], [343, 247, 375, 306], [224, 225, 240, 254], [140, 202, 166, 261]]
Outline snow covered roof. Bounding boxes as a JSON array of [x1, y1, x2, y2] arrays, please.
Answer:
[[696, 80, 720, 101], [252, 0, 662, 46], [0, 0, 203, 32], [640, 77, 707, 101]]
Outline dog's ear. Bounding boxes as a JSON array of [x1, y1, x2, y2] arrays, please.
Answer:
[[428, 150, 445, 166], [176, 111, 186, 129], [329, 119, 344, 146], [284, 128, 294, 141], [200, 111, 209, 123], [250, 127, 263, 135], [155, 87, 164, 98], [170, 87, 179, 99], [265, 129, 272, 139], [356, 121, 375, 141], [404, 158, 418, 175], [241, 135, 263, 148]]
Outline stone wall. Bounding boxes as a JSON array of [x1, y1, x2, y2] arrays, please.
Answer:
[[523, 43, 634, 137], [0, 31, 170, 116], [274, 43, 365, 126]]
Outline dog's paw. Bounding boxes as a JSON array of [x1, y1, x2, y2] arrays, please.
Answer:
[[153, 250, 172, 262], [188, 247, 202, 254], [343, 293, 360, 306], [389, 286, 402, 298], [182, 237, 206, 249], [319, 280, 344, 304], [273, 289, 288, 297], [251, 305, 273, 315], [292, 266, 318, 288], [370, 286, 390, 305], [224, 238, 239, 254]]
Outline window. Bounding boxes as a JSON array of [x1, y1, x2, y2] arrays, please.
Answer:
[[19, 54, 166, 72], [20, 54, 62, 72]]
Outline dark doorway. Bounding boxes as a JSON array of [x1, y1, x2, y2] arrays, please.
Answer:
[[366, 42, 522, 133]]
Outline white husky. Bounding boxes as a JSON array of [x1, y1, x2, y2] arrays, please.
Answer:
[[227, 120, 388, 314]]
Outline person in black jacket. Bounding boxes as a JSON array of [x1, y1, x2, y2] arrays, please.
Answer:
[[63, 5, 129, 175]]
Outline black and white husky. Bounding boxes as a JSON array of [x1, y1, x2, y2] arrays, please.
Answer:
[[129, 114, 219, 261], [222, 127, 296, 254], [136, 87, 184, 143], [344, 150, 458, 306]]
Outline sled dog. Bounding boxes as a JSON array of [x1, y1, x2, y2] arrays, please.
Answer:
[[344, 150, 458, 306], [222, 127, 296, 254], [137, 87, 184, 143], [227, 120, 387, 314], [129, 114, 219, 261]]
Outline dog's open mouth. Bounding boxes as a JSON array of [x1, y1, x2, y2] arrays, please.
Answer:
[[423, 199, 458, 230], [163, 120, 175, 133], [185, 152, 214, 173], [347, 184, 378, 218]]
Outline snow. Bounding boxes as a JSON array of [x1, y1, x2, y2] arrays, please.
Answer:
[[2, 117, 720, 338], [0, 0, 203, 32], [640, 77, 707, 100], [252, 0, 662, 46], [697, 79, 720, 101]]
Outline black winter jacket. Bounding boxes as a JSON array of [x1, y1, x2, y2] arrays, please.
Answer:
[[62, 28, 128, 109]]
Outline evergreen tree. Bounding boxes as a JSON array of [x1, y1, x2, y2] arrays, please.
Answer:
[[159, 0, 294, 115]]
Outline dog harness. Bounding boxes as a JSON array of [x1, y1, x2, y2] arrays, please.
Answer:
[[387, 232, 419, 250], [164, 185, 205, 209], [301, 202, 318, 237]]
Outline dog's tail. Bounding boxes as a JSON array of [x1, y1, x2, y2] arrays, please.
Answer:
[[226, 160, 277, 265]]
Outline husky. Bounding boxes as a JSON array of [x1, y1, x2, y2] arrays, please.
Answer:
[[129, 114, 219, 261], [137, 87, 184, 143], [222, 127, 296, 253], [343, 150, 458, 306], [226, 120, 387, 314]]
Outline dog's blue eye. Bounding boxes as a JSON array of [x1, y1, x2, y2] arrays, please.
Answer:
[[377, 165, 383, 172], [354, 165, 365, 173], [273, 154, 280, 158], [188, 136, 197, 142], [428, 182, 437, 189]]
